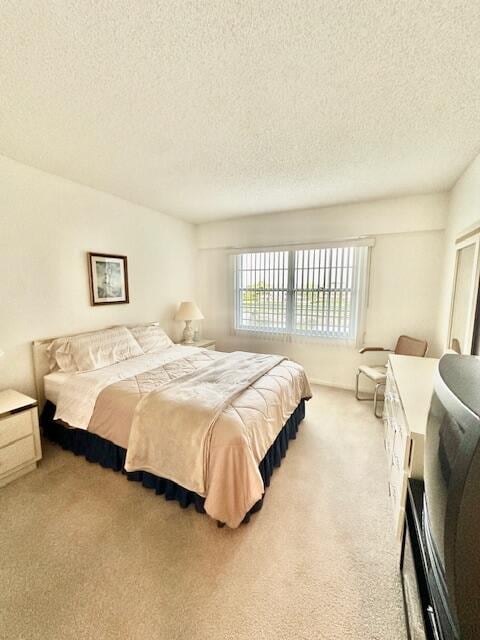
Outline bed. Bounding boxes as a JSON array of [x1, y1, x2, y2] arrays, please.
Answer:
[[33, 323, 312, 528]]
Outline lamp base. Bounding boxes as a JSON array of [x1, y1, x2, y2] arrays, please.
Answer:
[[182, 320, 195, 344]]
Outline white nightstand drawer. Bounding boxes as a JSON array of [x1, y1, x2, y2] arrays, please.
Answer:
[[0, 390, 41, 487], [0, 435, 36, 475], [0, 410, 33, 448]]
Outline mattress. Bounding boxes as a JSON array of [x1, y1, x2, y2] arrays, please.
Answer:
[[44, 371, 74, 405]]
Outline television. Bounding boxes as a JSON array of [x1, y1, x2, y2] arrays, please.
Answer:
[[423, 354, 480, 639]]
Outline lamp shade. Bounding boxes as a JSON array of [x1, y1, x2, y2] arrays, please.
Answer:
[[175, 301, 204, 321], [0, 349, 3, 358]]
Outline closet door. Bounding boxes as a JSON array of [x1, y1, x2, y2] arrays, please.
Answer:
[[448, 232, 480, 355]]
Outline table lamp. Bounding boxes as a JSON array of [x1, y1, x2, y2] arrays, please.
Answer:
[[175, 301, 204, 344]]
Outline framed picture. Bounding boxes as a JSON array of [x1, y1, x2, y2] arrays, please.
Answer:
[[88, 252, 129, 305]]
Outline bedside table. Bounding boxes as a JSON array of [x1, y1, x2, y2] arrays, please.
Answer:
[[181, 338, 216, 350], [0, 390, 42, 487]]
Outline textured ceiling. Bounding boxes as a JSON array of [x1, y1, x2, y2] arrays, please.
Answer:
[[1, 1, 480, 223]]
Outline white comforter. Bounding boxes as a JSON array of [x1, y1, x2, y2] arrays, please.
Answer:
[[124, 351, 285, 495]]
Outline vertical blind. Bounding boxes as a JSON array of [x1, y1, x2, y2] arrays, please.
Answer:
[[234, 246, 364, 339]]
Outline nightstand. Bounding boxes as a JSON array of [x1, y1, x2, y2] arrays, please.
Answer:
[[181, 338, 216, 350], [0, 390, 42, 487]]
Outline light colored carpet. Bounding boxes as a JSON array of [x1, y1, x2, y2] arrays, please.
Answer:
[[0, 386, 406, 640]]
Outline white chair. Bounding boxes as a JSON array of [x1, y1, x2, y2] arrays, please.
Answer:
[[355, 335, 428, 418]]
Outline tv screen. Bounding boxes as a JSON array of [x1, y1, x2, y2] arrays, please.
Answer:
[[424, 392, 465, 571]]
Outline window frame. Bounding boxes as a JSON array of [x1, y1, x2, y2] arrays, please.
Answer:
[[232, 241, 372, 344]]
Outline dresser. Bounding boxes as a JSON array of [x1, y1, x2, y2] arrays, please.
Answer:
[[0, 390, 42, 487], [383, 355, 438, 540]]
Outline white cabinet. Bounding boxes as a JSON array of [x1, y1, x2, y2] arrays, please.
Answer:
[[383, 355, 438, 540], [0, 390, 42, 487]]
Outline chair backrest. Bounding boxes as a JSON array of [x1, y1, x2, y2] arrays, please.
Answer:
[[450, 338, 461, 354], [394, 335, 428, 357]]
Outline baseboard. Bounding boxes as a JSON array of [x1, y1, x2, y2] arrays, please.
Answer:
[[308, 378, 355, 391]]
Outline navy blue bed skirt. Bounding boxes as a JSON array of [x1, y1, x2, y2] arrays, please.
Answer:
[[40, 399, 306, 524]]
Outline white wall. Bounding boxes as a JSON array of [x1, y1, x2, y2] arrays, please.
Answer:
[[437, 152, 480, 348], [197, 194, 447, 389], [0, 155, 196, 397], [0, 151, 452, 397], [197, 193, 447, 249]]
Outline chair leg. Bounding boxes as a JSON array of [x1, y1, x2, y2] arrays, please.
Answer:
[[355, 370, 361, 400], [355, 370, 372, 401], [374, 383, 386, 419]]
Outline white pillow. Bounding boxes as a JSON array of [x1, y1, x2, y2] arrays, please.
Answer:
[[129, 324, 173, 353], [69, 326, 143, 372], [46, 338, 77, 372]]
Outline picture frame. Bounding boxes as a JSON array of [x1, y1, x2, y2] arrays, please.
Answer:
[[88, 252, 129, 306]]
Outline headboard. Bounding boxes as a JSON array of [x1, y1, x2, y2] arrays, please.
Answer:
[[32, 321, 161, 410]]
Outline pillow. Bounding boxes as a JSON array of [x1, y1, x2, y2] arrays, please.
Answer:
[[69, 326, 143, 372], [45, 338, 77, 372], [128, 324, 173, 353]]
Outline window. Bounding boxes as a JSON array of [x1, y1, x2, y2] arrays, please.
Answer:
[[233, 245, 369, 340]]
